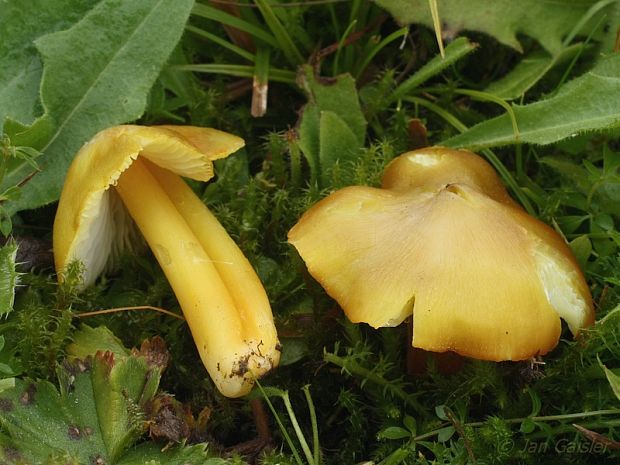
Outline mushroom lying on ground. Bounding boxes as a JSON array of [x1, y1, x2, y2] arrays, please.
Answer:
[[53, 125, 280, 397], [288, 147, 595, 361]]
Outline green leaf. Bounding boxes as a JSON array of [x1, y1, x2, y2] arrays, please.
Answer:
[[378, 426, 412, 440], [600, 363, 620, 402], [374, 0, 608, 54], [485, 44, 582, 100], [254, 0, 304, 67], [92, 355, 158, 462], [0, 240, 18, 316], [297, 66, 367, 188], [318, 111, 362, 187], [66, 325, 131, 363], [569, 235, 593, 267], [0, 351, 165, 464], [557, 215, 589, 234], [403, 415, 417, 435], [0, 0, 98, 130], [520, 418, 536, 434], [278, 338, 309, 366], [436, 426, 456, 443], [435, 405, 449, 420], [2, 0, 195, 214], [391, 37, 478, 101], [0, 378, 15, 394], [443, 54, 620, 150]]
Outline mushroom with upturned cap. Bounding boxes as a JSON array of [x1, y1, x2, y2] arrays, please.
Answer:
[[53, 125, 280, 397], [288, 147, 594, 361]]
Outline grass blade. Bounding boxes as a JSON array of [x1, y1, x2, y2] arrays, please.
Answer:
[[174, 63, 296, 84], [254, 0, 304, 66], [282, 390, 315, 465], [355, 26, 408, 79], [191, 3, 278, 48], [252, 46, 270, 117], [186, 25, 255, 62], [333, 20, 357, 76], [256, 383, 305, 465], [302, 385, 320, 465], [391, 37, 477, 101]]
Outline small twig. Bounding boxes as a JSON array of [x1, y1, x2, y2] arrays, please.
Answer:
[[222, 79, 254, 103], [225, 399, 272, 461], [573, 424, 620, 451], [447, 410, 476, 463], [251, 398, 272, 443], [74, 305, 185, 321]]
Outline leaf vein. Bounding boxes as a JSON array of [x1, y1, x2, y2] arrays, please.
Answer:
[[42, 0, 167, 152]]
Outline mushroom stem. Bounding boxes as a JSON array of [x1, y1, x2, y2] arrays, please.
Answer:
[[115, 157, 278, 397], [146, 162, 277, 342]]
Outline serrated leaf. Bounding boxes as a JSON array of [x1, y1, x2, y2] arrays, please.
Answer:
[[297, 66, 366, 188], [375, 0, 607, 54], [0, 351, 166, 464], [0, 0, 98, 130], [391, 37, 478, 101], [92, 354, 157, 462], [443, 54, 620, 150], [485, 44, 582, 100], [0, 240, 18, 316], [67, 325, 131, 361], [2, 0, 194, 214]]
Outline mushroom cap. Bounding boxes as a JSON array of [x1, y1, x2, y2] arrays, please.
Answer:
[[382, 147, 516, 205], [53, 125, 244, 287], [288, 148, 595, 361]]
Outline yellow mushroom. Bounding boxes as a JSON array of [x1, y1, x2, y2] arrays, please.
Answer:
[[53, 125, 280, 397], [288, 147, 594, 361]]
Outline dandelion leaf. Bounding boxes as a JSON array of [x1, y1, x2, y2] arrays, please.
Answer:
[[443, 54, 620, 149], [375, 0, 608, 54], [1, 0, 194, 214]]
